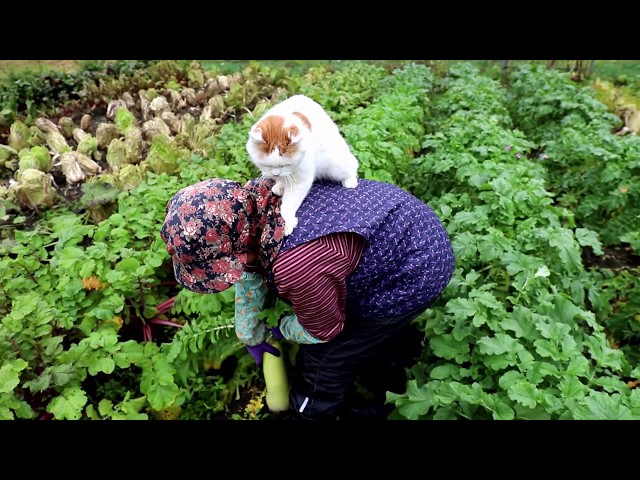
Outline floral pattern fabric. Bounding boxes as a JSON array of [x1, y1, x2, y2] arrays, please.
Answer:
[[160, 177, 285, 293], [234, 271, 269, 346]]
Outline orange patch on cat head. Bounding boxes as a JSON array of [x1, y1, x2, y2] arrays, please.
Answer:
[[292, 111, 312, 131], [253, 115, 307, 157]]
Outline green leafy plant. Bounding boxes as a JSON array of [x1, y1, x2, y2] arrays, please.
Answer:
[[3, 60, 640, 420], [389, 62, 640, 420]]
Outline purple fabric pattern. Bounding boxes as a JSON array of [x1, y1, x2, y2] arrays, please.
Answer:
[[260, 178, 456, 318]]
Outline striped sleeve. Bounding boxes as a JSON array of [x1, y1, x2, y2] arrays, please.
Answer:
[[272, 232, 366, 342]]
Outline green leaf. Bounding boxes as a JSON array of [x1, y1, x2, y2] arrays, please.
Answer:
[[590, 376, 628, 394], [559, 376, 586, 398], [484, 354, 515, 371], [87, 356, 116, 376], [470, 290, 503, 311], [0, 365, 21, 393], [453, 381, 485, 405], [472, 312, 487, 328], [508, 381, 540, 408], [533, 339, 559, 359], [146, 254, 164, 268], [477, 333, 518, 355], [501, 314, 528, 338], [120, 395, 148, 415], [112, 411, 149, 420], [431, 382, 460, 406], [446, 297, 477, 319], [0, 406, 14, 420], [499, 370, 525, 390], [513, 404, 551, 420], [24, 374, 51, 393], [98, 399, 115, 417], [536, 321, 571, 341], [546, 295, 584, 324], [573, 392, 634, 420], [585, 334, 623, 370], [80, 180, 120, 208], [42, 336, 65, 357], [429, 334, 469, 361], [430, 364, 462, 380], [50, 364, 75, 386], [9, 299, 37, 320], [145, 381, 180, 410], [451, 232, 479, 260], [575, 228, 603, 255], [547, 229, 583, 272], [52, 246, 85, 270], [78, 259, 97, 278], [113, 340, 148, 368], [115, 257, 141, 273], [491, 399, 516, 420], [46, 387, 88, 420], [527, 362, 561, 383], [389, 380, 433, 420], [14, 400, 35, 419]]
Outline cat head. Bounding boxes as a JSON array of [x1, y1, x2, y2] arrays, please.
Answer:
[[246, 112, 312, 179]]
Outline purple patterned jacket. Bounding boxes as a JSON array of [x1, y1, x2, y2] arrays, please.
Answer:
[[259, 179, 455, 319]]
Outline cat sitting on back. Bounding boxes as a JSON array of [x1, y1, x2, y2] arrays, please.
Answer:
[[245, 94, 359, 236]]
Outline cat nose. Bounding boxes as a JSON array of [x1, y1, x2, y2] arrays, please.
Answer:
[[272, 169, 280, 176]]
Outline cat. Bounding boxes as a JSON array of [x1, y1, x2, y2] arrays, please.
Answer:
[[246, 94, 359, 236]]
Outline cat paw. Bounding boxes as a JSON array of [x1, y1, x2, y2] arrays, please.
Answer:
[[283, 216, 298, 236], [342, 177, 358, 189], [272, 183, 285, 196]]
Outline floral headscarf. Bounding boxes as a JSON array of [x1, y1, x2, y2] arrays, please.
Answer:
[[160, 177, 286, 293]]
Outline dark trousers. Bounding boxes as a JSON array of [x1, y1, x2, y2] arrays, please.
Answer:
[[287, 304, 427, 420]]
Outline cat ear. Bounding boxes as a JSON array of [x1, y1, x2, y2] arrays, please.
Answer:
[[249, 127, 264, 143], [288, 129, 302, 145]]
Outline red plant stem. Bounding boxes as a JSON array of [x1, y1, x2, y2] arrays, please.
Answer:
[[143, 323, 152, 342], [156, 297, 176, 314], [149, 318, 183, 328]]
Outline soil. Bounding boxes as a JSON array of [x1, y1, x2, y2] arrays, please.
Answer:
[[582, 245, 640, 270]]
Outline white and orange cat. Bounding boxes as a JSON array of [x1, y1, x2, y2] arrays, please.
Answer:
[[246, 94, 359, 236]]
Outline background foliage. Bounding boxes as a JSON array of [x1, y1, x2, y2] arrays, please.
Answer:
[[1, 59, 639, 420]]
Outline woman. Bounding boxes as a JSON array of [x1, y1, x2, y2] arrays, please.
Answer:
[[160, 176, 455, 420]]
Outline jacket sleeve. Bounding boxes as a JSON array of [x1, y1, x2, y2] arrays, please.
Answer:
[[234, 271, 269, 346], [272, 232, 366, 343]]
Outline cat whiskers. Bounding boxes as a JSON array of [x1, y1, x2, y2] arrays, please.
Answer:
[[283, 173, 297, 192]]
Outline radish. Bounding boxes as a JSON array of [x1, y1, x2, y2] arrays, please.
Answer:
[[263, 340, 290, 412]]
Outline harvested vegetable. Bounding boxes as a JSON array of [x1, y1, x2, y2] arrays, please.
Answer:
[[263, 340, 290, 412]]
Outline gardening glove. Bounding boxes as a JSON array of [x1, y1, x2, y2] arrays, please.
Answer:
[[235, 271, 269, 346], [269, 326, 285, 340], [278, 314, 327, 344], [246, 341, 281, 366]]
